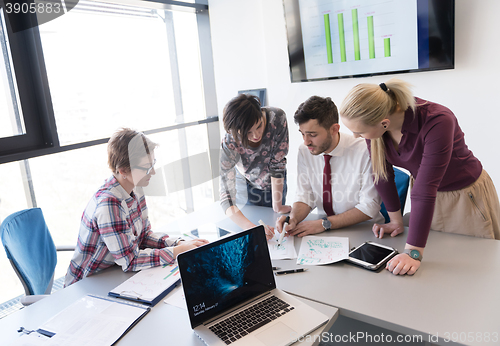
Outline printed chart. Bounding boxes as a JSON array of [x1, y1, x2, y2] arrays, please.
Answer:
[[297, 236, 349, 265], [110, 263, 180, 301]]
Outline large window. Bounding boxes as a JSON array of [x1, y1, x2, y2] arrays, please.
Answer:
[[0, 0, 219, 303], [0, 11, 25, 139]]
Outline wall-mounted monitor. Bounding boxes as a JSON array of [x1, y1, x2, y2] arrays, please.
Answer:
[[238, 88, 267, 106], [283, 0, 454, 83]]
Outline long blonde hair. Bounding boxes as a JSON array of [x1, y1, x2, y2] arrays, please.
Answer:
[[339, 78, 415, 183]]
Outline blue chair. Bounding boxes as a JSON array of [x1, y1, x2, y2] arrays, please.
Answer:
[[380, 167, 410, 223], [0, 208, 74, 306]]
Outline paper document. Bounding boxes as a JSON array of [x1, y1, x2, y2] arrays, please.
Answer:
[[109, 263, 180, 305], [164, 284, 187, 310], [20, 295, 149, 346], [268, 232, 297, 260], [297, 236, 349, 265]]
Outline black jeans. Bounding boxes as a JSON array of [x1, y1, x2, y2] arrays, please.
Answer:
[[246, 173, 288, 207]]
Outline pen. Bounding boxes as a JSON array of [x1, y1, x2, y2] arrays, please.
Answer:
[[258, 219, 269, 230], [275, 269, 307, 276], [277, 216, 290, 248], [182, 232, 198, 240]]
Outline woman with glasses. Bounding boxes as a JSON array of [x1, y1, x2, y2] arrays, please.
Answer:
[[65, 128, 208, 286], [220, 94, 291, 238]]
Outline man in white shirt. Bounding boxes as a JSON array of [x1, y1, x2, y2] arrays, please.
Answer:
[[276, 96, 383, 237]]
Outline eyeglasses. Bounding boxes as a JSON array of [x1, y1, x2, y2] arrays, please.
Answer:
[[133, 159, 156, 175]]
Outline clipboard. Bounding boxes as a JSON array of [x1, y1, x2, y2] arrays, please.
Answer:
[[108, 263, 181, 306], [21, 295, 151, 346]]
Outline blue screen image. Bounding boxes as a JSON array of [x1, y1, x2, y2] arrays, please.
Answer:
[[179, 228, 275, 328]]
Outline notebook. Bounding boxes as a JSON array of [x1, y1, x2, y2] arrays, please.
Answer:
[[177, 225, 329, 346]]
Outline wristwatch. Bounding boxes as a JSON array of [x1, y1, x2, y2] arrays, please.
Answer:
[[172, 238, 184, 246], [321, 217, 331, 231], [404, 249, 423, 261]]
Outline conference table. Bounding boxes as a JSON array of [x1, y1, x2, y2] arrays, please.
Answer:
[[1, 202, 499, 346], [212, 203, 500, 346]]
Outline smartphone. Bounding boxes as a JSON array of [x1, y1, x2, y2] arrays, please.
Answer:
[[346, 241, 398, 271]]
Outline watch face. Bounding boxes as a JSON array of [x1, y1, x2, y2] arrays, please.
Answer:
[[410, 250, 420, 259], [322, 218, 331, 229]]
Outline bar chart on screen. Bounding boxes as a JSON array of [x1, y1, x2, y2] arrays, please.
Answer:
[[298, 0, 419, 79]]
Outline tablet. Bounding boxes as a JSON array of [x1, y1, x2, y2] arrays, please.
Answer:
[[346, 241, 398, 271]]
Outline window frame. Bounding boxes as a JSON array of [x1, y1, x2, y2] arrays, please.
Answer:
[[0, 4, 58, 161], [0, 0, 220, 209]]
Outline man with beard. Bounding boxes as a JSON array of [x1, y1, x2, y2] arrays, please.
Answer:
[[276, 96, 383, 237]]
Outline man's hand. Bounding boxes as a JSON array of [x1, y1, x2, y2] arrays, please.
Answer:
[[173, 239, 209, 258], [275, 215, 296, 235], [286, 219, 325, 237]]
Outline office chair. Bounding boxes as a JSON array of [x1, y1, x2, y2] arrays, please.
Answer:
[[0, 208, 75, 306], [380, 167, 410, 223]]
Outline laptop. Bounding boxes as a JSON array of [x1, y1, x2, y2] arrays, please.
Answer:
[[177, 225, 329, 346]]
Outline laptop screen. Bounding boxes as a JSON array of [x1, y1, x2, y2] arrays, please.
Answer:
[[178, 226, 276, 328]]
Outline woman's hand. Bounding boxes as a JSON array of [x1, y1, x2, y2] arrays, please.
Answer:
[[386, 253, 420, 275], [173, 239, 209, 258], [263, 224, 276, 240], [273, 204, 292, 214], [372, 219, 404, 239]]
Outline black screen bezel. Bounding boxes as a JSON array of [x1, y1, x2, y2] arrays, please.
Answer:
[[178, 226, 276, 328], [283, 0, 455, 83], [348, 242, 397, 270]]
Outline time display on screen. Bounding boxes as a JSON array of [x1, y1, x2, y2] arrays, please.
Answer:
[[193, 302, 205, 313]]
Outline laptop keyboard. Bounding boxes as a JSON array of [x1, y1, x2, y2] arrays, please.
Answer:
[[209, 295, 295, 345]]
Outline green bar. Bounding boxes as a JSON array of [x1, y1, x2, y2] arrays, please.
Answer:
[[367, 16, 375, 59], [324, 14, 333, 64], [338, 13, 346, 62], [352, 9, 360, 60], [384, 37, 391, 57]]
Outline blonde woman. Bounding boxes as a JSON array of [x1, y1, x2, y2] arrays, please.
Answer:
[[340, 79, 500, 276]]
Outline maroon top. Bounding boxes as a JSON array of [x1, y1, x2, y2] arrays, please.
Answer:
[[367, 98, 482, 247]]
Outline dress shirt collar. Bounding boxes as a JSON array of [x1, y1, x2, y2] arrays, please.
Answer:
[[323, 132, 345, 157]]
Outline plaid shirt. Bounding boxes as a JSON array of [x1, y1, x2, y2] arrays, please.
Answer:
[[65, 176, 178, 286]]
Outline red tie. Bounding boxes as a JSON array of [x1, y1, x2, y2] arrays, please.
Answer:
[[323, 154, 335, 216]]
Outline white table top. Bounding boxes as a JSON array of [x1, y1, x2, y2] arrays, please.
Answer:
[[232, 204, 500, 346], [2, 202, 499, 346], [0, 203, 339, 346], [1, 263, 339, 346]]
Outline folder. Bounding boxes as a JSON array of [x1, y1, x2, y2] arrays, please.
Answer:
[[22, 295, 150, 345], [109, 263, 181, 306]]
